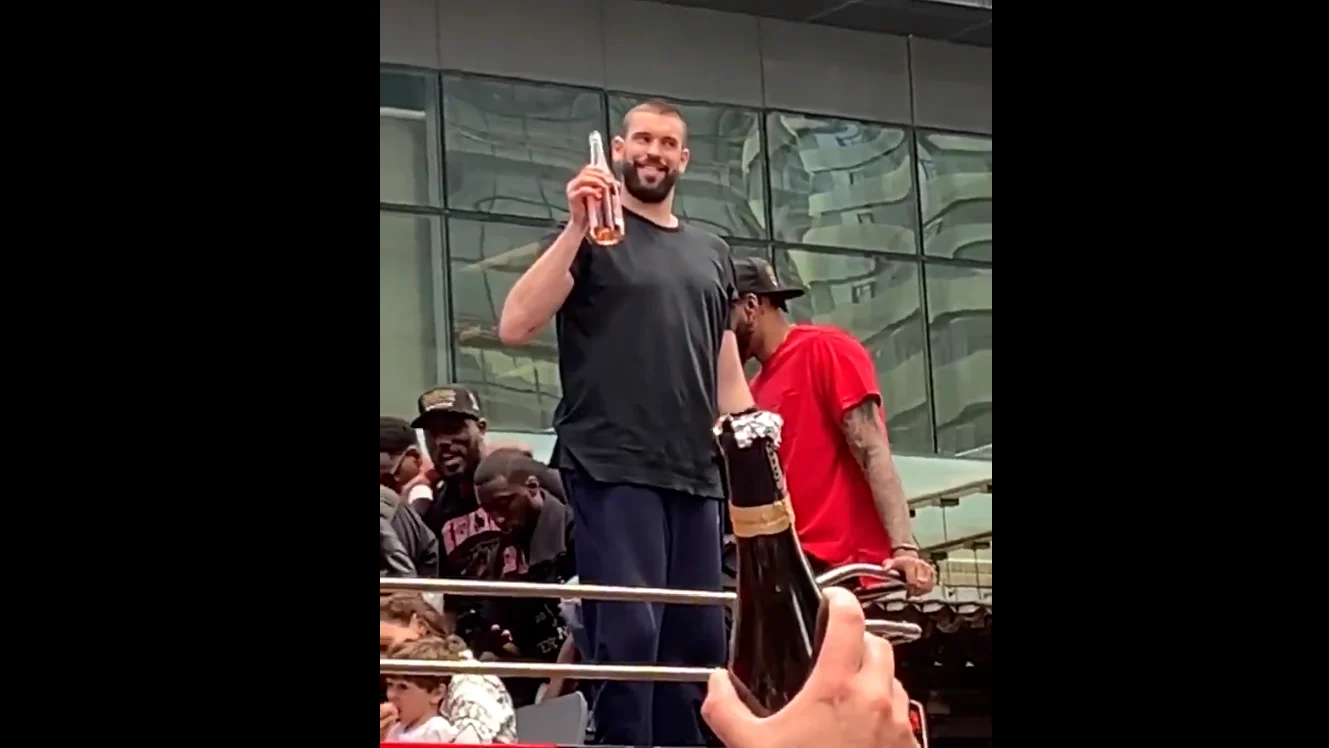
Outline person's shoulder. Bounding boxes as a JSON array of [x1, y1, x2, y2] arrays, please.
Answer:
[[677, 220, 729, 251], [802, 324, 869, 355], [418, 715, 459, 742]]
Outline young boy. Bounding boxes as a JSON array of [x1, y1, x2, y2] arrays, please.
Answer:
[[379, 593, 518, 743], [381, 637, 459, 743]]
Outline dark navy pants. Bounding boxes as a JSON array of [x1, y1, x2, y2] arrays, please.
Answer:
[[562, 471, 727, 747]]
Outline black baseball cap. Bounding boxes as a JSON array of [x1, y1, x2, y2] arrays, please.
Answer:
[[733, 257, 806, 305], [410, 385, 484, 428]]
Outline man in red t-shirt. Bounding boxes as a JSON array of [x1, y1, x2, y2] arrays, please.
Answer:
[[729, 258, 935, 596]]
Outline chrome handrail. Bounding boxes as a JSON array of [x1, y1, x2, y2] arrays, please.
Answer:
[[381, 658, 714, 682], [380, 577, 731, 606], [379, 577, 922, 643], [815, 563, 907, 589]]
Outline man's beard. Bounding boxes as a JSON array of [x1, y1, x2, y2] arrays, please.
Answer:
[[618, 157, 678, 204], [733, 320, 756, 362]]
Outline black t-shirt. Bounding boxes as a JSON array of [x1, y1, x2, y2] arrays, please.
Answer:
[[485, 493, 576, 707], [548, 209, 736, 498]]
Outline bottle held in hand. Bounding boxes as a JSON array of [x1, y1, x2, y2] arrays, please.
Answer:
[[717, 411, 829, 716], [585, 130, 625, 246]]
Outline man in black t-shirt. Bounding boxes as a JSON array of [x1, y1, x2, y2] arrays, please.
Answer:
[[408, 385, 565, 656], [499, 100, 759, 747]]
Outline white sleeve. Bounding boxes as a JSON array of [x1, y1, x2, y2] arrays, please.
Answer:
[[422, 716, 459, 743], [408, 484, 434, 503]]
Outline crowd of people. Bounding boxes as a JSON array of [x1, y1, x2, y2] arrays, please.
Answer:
[[379, 99, 936, 747]]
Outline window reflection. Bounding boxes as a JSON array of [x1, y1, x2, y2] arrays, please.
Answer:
[[774, 248, 932, 453], [448, 218, 562, 430], [608, 95, 766, 240], [444, 75, 607, 222], [381, 211, 446, 416], [917, 132, 991, 261], [925, 264, 991, 454], [380, 70, 441, 207], [767, 113, 917, 255]]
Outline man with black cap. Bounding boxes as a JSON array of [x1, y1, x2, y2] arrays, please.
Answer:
[[730, 257, 936, 597], [406, 385, 567, 663], [408, 384, 563, 580]]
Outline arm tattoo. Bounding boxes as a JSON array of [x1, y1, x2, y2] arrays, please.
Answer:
[[840, 399, 914, 550]]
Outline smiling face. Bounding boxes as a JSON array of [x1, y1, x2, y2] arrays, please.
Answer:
[[612, 104, 689, 204], [420, 412, 486, 480]]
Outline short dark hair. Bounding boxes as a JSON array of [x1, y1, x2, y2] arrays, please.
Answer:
[[473, 448, 546, 487], [622, 99, 687, 141], [380, 416, 417, 456]]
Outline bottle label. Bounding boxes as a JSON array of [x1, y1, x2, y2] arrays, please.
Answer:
[[730, 498, 796, 538]]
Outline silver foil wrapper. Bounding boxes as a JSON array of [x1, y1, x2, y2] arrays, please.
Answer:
[[714, 409, 784, 449]]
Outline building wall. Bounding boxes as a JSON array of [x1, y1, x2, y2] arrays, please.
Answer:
[[380, 0, 992, 455]]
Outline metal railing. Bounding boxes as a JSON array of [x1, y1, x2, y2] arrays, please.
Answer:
[[380, 570, 924, 680]]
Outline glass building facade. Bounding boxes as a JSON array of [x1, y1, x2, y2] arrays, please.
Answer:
[[380, 0, 992, 457]]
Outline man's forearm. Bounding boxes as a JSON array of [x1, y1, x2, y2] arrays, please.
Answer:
[[497, 223, 582, 345], [716, 330, 755, 415], [841, 400, 914, 549]]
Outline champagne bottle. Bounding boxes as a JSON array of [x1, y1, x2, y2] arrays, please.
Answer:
[[586, 130, 625, 246], [717, 410, 829, 716]]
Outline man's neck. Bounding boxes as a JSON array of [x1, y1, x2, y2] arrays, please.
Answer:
[[755, 319, 794, 365], [621, 190, 677, 228]]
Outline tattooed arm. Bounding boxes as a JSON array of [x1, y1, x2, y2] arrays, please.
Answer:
[[840, 398, 913, 550]]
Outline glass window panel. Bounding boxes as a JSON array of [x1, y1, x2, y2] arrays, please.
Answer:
[[608, 95, 767, 240], [775, 248, 932, 453], [381, 211, 446, 416], [448, 218, 561, 431], [380, 70, 441, 207], [942, 493, 991, 545], [911, 504, 944, 550], [916, 132, 992, 262], [444, 75, 606, 222], [766, 112, 918, 255], [925, 264, 992, 454]]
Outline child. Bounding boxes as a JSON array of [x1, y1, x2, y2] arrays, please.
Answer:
[[382, 637, 460, 743], [379, 593, 518, 743]]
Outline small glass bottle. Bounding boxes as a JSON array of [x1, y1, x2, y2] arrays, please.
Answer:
[[586, 130, 625, 246]]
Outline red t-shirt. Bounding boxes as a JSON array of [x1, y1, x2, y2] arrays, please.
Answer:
[[748, 324, 894, 568]]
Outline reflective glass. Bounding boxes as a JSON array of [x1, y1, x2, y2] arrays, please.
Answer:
[[925, 264, 992, 454], [767, 113, 918, 255], [444, 75, 607, 222], [380, 70, 441, 207], [775, 247, 933, 453], [917, 131, 992, 261], [381, 211, 446, 416], [448, 218, 561, 430]]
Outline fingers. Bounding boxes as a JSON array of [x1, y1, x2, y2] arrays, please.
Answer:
[[856, 628, 897, 689], [891, 679, 911, 737], [806, 587, 867, 691], [568, 169, 613, 198], [702, 669, 760, 747]]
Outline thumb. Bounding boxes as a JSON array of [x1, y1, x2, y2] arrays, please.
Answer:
[[702, 669, 759, 747]]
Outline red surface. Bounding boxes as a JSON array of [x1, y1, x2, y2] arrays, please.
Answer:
[[749, 324, 895, 568]]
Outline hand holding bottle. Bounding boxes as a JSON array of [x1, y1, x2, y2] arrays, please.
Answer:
[[702, 587, 919, 748], [565, 164, 614, 229]]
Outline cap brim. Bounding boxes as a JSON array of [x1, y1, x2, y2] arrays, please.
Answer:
[[409, 409, 478, 429], [762, 287, 806, 302]]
